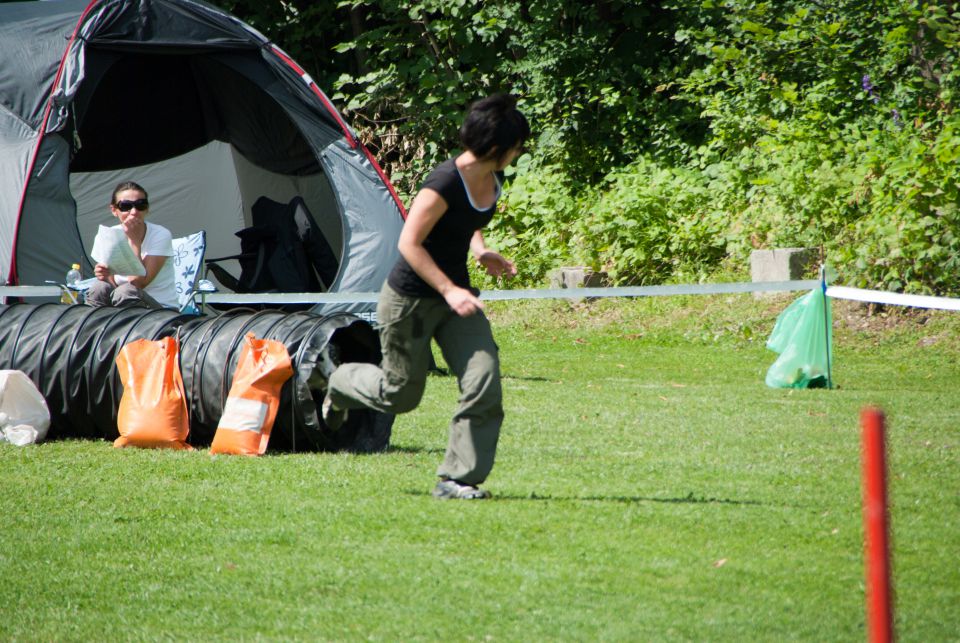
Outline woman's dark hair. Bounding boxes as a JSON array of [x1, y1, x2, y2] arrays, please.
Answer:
[[459, 94, 530, 163], [110, 181, 148, 206]]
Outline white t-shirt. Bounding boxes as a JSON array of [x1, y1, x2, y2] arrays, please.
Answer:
[[113, 222, 178, 309]]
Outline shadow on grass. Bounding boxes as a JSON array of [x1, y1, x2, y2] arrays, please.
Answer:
[[386, 445, 446, 455], [404, 489, 763, 506], [494, 492, 763, 506], [502, 374, 558, 383], [430, 371, 558, 383]]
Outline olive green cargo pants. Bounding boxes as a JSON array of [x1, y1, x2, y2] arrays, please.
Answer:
[[327, 283, 503, 485]]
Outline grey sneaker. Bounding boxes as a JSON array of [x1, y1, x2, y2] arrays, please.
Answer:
[[432, 478, 491, 500], [321, 394, 348, 431]]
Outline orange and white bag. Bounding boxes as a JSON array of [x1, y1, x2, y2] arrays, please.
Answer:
[[114, 336, 192, 450], [210, 333, 293, 456]]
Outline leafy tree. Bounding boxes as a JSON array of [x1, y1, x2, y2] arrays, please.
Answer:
[[329, 0, 690, 191], [218, 1, 351, 88]]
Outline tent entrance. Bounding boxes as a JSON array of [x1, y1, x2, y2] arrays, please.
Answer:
[[67, 49, 343, 290]]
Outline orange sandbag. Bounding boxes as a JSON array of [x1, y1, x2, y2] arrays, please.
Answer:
[[114, 336, 192, 450], [210, 333, 294, 456]]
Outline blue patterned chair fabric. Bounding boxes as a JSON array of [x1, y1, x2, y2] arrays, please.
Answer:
[[171, 231, 206, 314]]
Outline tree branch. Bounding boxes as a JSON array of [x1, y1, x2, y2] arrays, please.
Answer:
[[417, 17, 456, 77]]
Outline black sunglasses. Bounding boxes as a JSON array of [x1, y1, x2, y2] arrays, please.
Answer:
[[116, 198, 149, 212]]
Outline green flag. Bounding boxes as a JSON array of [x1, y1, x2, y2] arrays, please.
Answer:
[[765, 288, 833, 389]]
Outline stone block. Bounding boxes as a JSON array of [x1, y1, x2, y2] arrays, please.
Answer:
[[547, 267, 608, 289], [751, 248, 817, 281], [750, 248, 817, 296]]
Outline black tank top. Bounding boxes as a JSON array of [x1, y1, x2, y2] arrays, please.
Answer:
[[387, 158, 502, 298]]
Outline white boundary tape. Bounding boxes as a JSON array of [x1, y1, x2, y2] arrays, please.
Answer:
[[479, 280, 822, 300], [827, 286, 960, 312], [199, 280, 820, 305]]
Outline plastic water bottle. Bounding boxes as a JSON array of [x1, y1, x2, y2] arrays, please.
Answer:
[[66, 264, 82, 288], [62, 263, 82, 304]]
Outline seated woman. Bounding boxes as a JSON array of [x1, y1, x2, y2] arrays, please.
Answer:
[[85, 181, 179, 310]]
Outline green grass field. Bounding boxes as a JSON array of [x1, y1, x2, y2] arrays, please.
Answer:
[[1, 295, 958, 641]]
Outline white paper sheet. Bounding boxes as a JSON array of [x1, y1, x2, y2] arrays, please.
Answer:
[[90, 226, 146, 277]]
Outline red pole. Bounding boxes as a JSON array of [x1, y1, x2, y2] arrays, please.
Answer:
[[861, 407, 893, 643]]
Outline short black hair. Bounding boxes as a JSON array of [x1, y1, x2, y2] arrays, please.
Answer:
[[459, 94, 530, 163]]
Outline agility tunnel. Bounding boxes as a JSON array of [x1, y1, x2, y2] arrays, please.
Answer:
[[0, 304, 392, 452]]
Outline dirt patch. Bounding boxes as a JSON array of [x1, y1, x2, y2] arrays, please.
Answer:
[[830, 299, 959, 351], [832, 299, 930, 331]]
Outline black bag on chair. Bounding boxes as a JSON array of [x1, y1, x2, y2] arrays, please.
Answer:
[[205, 196, 339, 298]]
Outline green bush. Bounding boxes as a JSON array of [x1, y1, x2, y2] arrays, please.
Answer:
[[573, 158, 728, 284], [833, 114, 960, 294], [708, 124, 863, 271], [478, 158, 729, 289], [473, 159, 579, 288]]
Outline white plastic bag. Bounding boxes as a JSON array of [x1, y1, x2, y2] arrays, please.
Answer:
[[0, 370, 51, 446]]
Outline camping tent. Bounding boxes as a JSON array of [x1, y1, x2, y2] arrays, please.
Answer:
[[0, 0, 405, 315]]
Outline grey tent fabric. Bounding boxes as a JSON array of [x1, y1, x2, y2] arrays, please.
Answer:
[[0, 0, 404, 316]]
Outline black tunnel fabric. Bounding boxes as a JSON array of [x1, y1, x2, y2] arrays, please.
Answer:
[[0, 303, 394, 453]]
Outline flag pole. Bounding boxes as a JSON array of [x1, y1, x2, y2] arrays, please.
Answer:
[[820, 263, 833, 390]]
